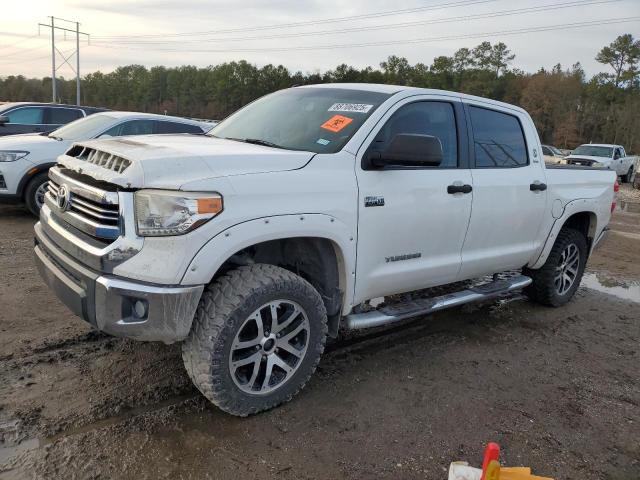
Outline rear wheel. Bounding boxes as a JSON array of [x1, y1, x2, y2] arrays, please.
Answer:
[[182, 264, 327, 416], [621, 166, 634, 183], [24, 172, 49, 216], [523, 227, 587, 307]]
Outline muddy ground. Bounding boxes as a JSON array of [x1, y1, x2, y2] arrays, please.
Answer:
[[1, 186, 639, 480]]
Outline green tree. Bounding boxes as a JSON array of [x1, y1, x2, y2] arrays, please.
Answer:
[[595, 33, 640, 87]]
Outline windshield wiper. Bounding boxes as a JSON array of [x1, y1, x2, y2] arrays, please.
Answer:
[[47, 134, 63, 141], [223, 137, 287, 150]]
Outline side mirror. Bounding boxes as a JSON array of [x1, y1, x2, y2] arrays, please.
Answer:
[[0, 115, 9, 125], [363, 133, 444, 169], [614, 153, 621, 160]]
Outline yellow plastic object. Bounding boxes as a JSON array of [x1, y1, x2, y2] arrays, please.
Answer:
[[485, 460, 500, 480], [500, 469, 553, 480]]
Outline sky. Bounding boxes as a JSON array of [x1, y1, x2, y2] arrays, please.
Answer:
[[0, 0, 639, 80]]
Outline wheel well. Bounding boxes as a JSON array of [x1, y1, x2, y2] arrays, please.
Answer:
[[562, 211, 596, 251], [214, 237, 345, 337]]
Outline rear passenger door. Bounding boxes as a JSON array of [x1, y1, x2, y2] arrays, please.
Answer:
[[458, 103, 548, 279]]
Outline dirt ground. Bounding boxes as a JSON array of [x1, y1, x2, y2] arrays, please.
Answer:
[[1, 186, 639, 480]]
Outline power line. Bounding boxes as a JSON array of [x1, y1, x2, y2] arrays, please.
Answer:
[[0, 34, 40, 51], [91, 0, 625, 46], [92, 0, 501, 39], [90, 17, 640, 54]]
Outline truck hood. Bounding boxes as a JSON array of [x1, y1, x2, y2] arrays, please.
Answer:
[[566, 155, 611, 165], [57, 134, 316, 189]]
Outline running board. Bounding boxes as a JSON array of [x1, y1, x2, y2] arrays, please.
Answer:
[[345, 275, 532, 330]]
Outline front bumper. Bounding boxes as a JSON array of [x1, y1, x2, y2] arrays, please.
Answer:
[[34, 221, 203, 343]]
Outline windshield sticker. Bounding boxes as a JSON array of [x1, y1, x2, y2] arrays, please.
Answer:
[[321, 114, 353, 133], [316, 138, 331, 146], [328, 103, 373, 114]]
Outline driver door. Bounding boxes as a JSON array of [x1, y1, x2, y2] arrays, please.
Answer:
[[353, 96, 473, 304]]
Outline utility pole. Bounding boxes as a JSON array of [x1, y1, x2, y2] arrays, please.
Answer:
[[39, 17, 89, 105], [50, 17, 56, 102]]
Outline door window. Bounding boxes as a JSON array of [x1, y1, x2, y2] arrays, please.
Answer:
[[469, 106, 528, 168], [541, 146, 552, 156], [155, 121, 203, 134], [100, 120, 155, 137], [48, 107, 83, 124], [371, 101, 458, 168], [5, 107, 45, 124]]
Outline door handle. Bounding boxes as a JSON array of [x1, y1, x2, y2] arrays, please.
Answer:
[[530, 182, 547, 191], [447, 184, 473, 194]]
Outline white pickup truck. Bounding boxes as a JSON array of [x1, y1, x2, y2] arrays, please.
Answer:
[[34, 84, 617, 416], [566, 143, 637, 183]]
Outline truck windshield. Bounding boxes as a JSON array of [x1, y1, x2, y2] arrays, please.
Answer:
[[572, 145, 613, 158], [208, 87, 392, 154]]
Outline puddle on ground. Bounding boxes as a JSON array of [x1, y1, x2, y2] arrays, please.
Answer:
[[617, 201, 640, 214], [581, 272, 640, 303]]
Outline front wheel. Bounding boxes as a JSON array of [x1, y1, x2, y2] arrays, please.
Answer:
[[523, 227, 588, 307], [621, 166, 634, 183], [24, 172, 49, 216], [182, 264, 327, 416]]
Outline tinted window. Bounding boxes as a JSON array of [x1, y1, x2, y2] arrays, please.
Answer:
[[469, 106, 528, 167], [155, 121, 203, 134], [100, 120, 154, 137], [48, 107, 83, 124], [371, 101, 458, 168], [5, 107, 45, 124], [541, 146, 551, 156]]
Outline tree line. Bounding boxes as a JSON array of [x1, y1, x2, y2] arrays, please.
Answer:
[[1, 34, 638, 152]]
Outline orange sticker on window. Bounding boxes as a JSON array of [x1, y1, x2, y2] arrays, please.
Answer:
[[321, 114, 353, 133]]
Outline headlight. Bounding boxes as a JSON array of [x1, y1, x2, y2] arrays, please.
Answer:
[[134, 190, 223, 237], [0, 150, 29, 162], [591, 162, 605, 168]]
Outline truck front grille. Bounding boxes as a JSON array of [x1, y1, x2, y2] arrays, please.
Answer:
[[46, 168, 121, 241], [66, 145, 132, 174]]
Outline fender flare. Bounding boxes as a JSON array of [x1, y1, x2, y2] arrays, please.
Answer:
[[181, 213, 357, 311], [529, 198, 602, 270]]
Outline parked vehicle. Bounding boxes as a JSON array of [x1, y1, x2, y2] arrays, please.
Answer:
[[566, 143, 637, 182], [0, 102, 107, 137], [541, 144, 565, 164], [34, 84, 617, 416], [0, 112, 212, 215]]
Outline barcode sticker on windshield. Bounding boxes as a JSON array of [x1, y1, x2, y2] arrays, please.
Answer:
[[328, 103, 373, 114]]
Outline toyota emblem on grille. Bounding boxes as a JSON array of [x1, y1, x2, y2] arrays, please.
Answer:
[[56, 185, 71, 211]]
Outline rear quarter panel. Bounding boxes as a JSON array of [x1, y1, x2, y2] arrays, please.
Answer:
[[529, 166, 616, 269]]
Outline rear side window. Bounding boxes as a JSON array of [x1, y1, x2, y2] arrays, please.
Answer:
[[101, 120, 155, 137], [541, 146, 551, 156], [155, 121, 203, 134], [469, 106, 528, 168], [372, 101, 458, 168], [48, 108, 83, 124], [5, 107, 44, 124]]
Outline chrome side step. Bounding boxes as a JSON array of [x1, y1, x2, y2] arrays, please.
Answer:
[[345, 275, 532, 330]]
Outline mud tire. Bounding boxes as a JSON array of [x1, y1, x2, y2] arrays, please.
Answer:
[[182, 264, 327, 416], [523, 227, 588, 307]]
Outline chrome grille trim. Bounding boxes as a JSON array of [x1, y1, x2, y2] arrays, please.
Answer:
[[68, 146, 132, 174], [49, 167, 118, 205], [46, 167, 121, 241]]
